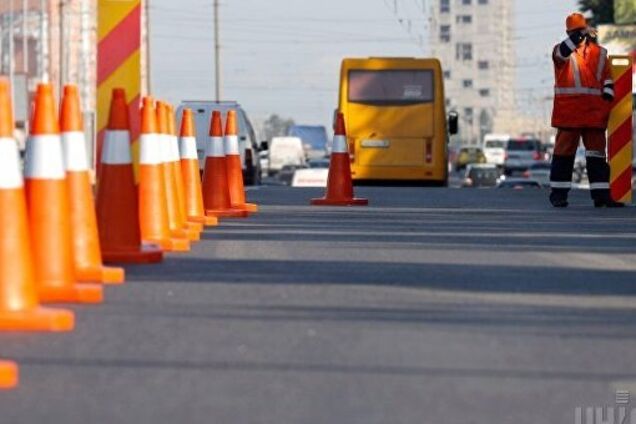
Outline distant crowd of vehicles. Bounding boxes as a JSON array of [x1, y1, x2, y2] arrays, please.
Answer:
[[179, 56, 634, 191]]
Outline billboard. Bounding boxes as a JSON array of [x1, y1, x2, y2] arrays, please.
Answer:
[[598, 25, 636, 92], [615, 0, 636, 25]]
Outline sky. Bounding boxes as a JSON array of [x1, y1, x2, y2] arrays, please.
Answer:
[[150, 0, 578, 133]]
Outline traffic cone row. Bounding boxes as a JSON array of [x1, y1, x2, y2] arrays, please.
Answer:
[[0, 77, 261, 388], [97, 89, 163, 264]]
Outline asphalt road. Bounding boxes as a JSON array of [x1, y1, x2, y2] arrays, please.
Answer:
[[1, 186, 635, 424]]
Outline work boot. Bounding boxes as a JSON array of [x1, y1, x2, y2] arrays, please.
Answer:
[[594, 198, 625, 208], [549, 192, 569, 208]]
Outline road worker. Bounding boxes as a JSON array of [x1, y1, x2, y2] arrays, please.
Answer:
[[549, 12, 624, 208]]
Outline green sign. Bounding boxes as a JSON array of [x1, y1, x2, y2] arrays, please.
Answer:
[[615, 0, 636, 24]]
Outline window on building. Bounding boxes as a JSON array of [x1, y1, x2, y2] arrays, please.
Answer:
[[464, 107, 474, 125], [463, 79, 473, 88], [456, 43, 473, 61], [462, 0, 472, 5], [478, 0, 488, 4], [456, 15, 472, 24], [478, 60, 489, 70], [440, 0, 450, 13], [440, 25, 451, 42], [479, 89, 490, 97], [443, 70, 451, 79]]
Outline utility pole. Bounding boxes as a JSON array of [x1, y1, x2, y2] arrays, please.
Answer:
[[39, 0, 49, 82], [9, 0, 14, 91], [58, 0, 65, 92], [22, 0, 27, 74], [213, 0, 221, 102], [144, 0, 151, 94], [80, 0, 91, 111]]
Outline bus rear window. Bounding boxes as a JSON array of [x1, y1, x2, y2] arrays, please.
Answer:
[[348, 70, 434, 104]]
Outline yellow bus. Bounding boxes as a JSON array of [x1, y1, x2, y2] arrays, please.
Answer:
[[337, 57, 457, 185]]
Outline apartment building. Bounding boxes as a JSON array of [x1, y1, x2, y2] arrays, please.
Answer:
[[430, 0, 516, 144]]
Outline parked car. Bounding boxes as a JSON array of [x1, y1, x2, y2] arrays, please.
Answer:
[[524, 161, 551, 187], [462, 164, 500, 188], [268, 136, 306, 175], [455, 146, 487, 171], [482, 134, 509, 167], [177, 100, 262, 185], [287, 125, 329, 160], [504, 137, 542, 176], [497, 177, 542, 189]]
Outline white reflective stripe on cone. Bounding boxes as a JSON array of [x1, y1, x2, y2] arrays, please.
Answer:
[[564, 38, 576, 52], [61, 131, 89, 172], [169, 135, 181, 162], [332, 135, 348, 153], [224, 135, 240, 156], [102, 130, 132, 165], [0, 137, 24, 189], [24, 135, 66, 179], [179, 136, 198, 159], [604, 79, 613, 86], [159, 134, 171, 163], [590, 182, 610, 190], [206, 136, 225, 158], [139, 133, 163, 165], [603, 87, 615, 97], [550, 181, 572, 189]]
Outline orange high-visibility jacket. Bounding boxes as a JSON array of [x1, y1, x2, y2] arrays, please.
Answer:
[[551, 41, 612, 129]]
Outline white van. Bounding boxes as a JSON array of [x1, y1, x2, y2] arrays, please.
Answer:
[[268, 137, 306, 175], [482, 134, 510, 167]]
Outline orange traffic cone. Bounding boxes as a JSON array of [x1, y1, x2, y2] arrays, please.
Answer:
[[225, 110, 258, 213], [60, 85, 125, 284], [156, 101, 199, 241], [311, 112, 368, 206], [166, 104, 202, 237], [139, 97, 190, 252], [202, 111, 248, 218], [179, 108, 218, 226], [0, 360, 18, 389], [24, 83, 103, 303], [96, 88, 163, 264], [0, 78, 74, 331]]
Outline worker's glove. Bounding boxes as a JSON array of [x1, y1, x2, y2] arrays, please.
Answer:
[[602, 92, 614, 102], [568, 30, 585, 45]]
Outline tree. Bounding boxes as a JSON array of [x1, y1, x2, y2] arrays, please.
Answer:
[[578, 0, 615, 25], [262, 114, 295, 141]]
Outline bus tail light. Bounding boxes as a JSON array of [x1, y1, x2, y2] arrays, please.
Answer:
[[425, 140, 433, 163], [349, 140, 355, 163]]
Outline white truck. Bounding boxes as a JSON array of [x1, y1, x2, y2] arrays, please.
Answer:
[[482, 134, 510, 167]]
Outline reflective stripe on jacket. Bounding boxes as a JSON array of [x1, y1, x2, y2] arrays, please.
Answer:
[[551, 41, 612, 129]]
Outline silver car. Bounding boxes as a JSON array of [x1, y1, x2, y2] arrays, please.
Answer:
[[504, 138, 543, 176]]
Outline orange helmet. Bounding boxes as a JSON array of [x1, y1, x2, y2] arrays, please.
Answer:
[[566, 12, 587, 32]]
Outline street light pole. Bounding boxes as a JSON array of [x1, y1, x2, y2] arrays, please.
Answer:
[[213, 0, 221, 102], [144, 0, 151, 94], [22, 0, 27, 74]]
